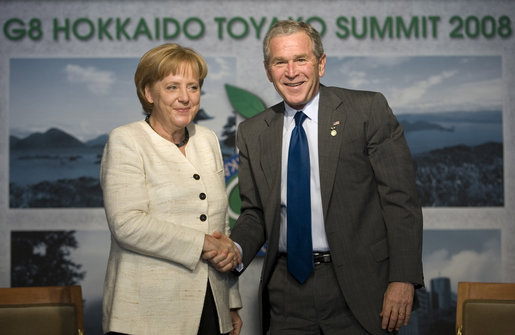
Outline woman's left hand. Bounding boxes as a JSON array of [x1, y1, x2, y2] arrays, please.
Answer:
[[229, 309, 242, 335]]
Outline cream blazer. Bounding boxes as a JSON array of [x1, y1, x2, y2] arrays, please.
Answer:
[[100, 120, 241, 335]]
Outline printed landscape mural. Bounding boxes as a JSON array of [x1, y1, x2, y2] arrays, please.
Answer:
[[11, 229, 500, 335], [9, 56, 503, 208]]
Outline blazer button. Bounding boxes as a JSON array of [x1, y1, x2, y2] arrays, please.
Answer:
[[199, 193, 206, 200], [193, 174, 200, 180], [200, 214, 207, 222]]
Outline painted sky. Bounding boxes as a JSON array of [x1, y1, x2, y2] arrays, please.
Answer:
[[323, 56, 502, 114], [9, 57, 236, 141], [71, 230, 110, 303], [422, 229, 501, 293], [10, 56, 501, 141]]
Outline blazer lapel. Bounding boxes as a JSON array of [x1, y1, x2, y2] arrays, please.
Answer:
[[318, 86, 350, 220], [259, 104, 284, 191], [257, 104, 284, 260]]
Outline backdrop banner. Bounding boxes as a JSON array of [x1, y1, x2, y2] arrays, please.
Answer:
[[1, 1, 514, 334]]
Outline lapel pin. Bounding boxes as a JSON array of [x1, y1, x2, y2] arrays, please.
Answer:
[[331, 121, 340, 136]]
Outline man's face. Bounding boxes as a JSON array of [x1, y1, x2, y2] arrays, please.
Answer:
[[265, 31, 326, 110]]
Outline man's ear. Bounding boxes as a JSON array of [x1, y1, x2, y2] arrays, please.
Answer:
[[318, 53, 327, 78], [264, 61, 273, 82]]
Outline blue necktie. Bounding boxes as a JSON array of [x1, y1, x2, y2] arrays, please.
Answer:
[[287, 111, 314, 284]]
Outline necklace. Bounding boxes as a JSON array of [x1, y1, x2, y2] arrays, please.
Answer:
[[175, 127, 189, 147], [145, 115, 190, 147]]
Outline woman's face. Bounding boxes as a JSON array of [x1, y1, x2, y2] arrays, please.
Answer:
[[144, 66, 201, 131]]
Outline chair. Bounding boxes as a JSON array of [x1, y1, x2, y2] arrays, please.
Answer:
[[456, 281, 515, 335], [0, 285, 84, 335]]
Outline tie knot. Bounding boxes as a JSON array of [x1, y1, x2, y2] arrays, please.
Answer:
[[294, 111, 307, 126]]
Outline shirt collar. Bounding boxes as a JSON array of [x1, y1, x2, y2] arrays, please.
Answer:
[[284, 92, 320, 123]]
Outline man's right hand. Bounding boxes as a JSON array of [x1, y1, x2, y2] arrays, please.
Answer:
[[202, 231, 242, 272]]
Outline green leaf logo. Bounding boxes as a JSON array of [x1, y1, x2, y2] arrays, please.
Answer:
[[225, 84, 266, 119]]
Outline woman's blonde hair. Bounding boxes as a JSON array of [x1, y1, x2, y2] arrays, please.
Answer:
[[134, 43, 208, 115]]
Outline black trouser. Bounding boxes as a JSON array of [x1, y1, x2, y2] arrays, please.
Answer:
[[198, 281, 223, 335]]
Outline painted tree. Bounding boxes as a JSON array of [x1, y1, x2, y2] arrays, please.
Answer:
[[11, 230, 85, 286]]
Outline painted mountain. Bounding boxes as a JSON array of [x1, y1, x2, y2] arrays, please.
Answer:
[[9, 128, 105, 208]]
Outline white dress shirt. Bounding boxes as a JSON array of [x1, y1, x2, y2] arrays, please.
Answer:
[[279, 92, 330, 252]]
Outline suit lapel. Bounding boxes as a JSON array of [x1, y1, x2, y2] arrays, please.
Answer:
[[318, 86, 350, 220], [259, 104, 284, 191], [256, 104, 284, 260]]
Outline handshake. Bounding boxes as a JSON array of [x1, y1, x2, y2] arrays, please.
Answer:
[[202, 231, 242, 272]]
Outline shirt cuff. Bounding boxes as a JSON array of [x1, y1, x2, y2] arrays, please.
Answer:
[[234, 242, 245, 272]]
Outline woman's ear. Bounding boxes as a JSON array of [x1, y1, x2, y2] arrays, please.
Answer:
[[144, 85, 154, 104]]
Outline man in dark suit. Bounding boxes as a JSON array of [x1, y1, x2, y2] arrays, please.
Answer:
[[229, 20, 424, 334]]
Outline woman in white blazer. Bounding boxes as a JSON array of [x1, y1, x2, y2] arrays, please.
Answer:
[[100, 43, 242, 335]]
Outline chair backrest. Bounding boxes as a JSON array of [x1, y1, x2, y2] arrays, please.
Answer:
[[456, 281, 515, 335], [0, 285, 84, 335]]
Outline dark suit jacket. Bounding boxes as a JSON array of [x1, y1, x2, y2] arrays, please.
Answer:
[[230, 85, 424, 334]]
